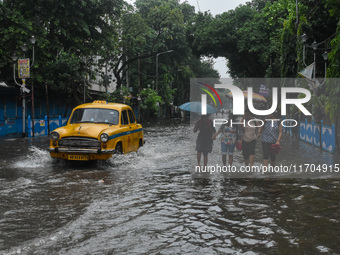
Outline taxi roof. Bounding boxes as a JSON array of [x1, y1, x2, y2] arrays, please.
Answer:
[[73, 101, 131, 111]]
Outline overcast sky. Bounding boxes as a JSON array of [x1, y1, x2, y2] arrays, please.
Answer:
[[126, 0, 249, 77], [182, 0, 248, 77], [182, 0, 247, 16]]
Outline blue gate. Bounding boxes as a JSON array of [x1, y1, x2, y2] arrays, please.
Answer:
[[27, 115, 68, 138]]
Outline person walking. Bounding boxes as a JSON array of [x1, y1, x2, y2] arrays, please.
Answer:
[[259, 112, 283, 168], [212, 113, 239, 166], [240, 109, 258, 168], [194, 114, 216, 168]]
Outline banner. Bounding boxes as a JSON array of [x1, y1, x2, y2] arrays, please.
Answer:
[[298, 63, 314, 80], [298, 63, 323, 90], [18, 58, 30, 78], [259, 84, 269, 97]]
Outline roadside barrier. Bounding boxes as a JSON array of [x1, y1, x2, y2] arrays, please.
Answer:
[[27, 115, 68, 138], [283, 118, 336, 153]]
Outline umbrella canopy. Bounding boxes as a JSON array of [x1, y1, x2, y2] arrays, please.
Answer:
[[226, 90, 267, 102], [179, 102, 217, 114]]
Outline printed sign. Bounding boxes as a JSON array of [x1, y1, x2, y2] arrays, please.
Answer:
[[18, 59, 30, 78], [259, 84, 269, 97]]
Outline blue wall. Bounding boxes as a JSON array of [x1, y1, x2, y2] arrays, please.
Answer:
[[299, 119, 336, 153], [0, 87, 71, 137], [283, 117, 336, 153]]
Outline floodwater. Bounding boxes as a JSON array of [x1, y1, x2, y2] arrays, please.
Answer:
[[1, 121, 340, 254]]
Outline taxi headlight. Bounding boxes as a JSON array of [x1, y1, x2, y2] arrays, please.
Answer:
[[50, 131, 60, 141], [100, 133, 109, 143]]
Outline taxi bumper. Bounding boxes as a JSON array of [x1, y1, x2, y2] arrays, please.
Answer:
[[48, 147, 115, 160]]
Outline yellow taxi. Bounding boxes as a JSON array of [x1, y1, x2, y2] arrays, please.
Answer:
[[49, 101, 144, 161]]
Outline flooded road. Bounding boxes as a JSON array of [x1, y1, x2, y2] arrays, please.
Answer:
[[1, 122, 340, 254]]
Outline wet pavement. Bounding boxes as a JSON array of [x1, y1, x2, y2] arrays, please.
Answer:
[[1, 121, 340, 254]]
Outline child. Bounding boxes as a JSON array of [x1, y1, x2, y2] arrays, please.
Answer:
[[212, 113, 240, 166]]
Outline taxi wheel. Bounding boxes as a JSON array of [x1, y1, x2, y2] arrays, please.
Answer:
[[138, 139, 143, 149], [115, 143, 123, 154]]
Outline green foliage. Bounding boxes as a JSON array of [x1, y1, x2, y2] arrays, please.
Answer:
[[186, 0, 339, 123], [325, 35, 340, 121], [0, 0, 125, 106], [187, 2, 285, 78], [139, 87, 164, 115], [7, 0, 339, 123], [103, 86, 133, 105], [325, 81, 340, 122], [115, 0, 219, 109], [325, 0, 340, 17], [159, 73, 176, 105], [327, 30, 340, 78], [0, 0, 221, 112]]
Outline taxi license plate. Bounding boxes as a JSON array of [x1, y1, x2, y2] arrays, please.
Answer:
[[68, 155, 89, 161]]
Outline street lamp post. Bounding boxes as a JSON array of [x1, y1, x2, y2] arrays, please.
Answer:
[[12, 36, 36, 137], [137, 96, 142, 122], [29, 36, 36, 137], [301, 34, 327, 89], [301, 33, 308, 66], [311, 40, 318, 81], [155, 50, 173, 91], [320, 51, 328, 86], [322, 51, 328, 76]]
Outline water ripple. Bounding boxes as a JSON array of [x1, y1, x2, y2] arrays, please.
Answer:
[[1, 123, 340, 254]]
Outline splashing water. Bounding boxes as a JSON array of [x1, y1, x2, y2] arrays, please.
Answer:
[[12, 146, 52, 169]]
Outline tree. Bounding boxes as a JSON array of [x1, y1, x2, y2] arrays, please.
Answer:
[[105, 0, 184, 91], [322, 0, 340, 123], [0, 0, 125, 105], [188, 5, 270, 78], [140, 87, 163, 118], [119, 0, 219, 108]]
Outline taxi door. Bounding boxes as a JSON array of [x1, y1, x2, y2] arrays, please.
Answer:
[[121, 109, 133, 153], [127, 109, 139, 151]]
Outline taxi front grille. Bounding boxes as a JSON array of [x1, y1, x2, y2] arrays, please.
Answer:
[[58, 137, 100, 149]]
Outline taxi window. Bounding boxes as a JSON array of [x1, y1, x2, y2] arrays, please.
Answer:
[[128, 110, 136, 124], [121, 110, 129, 125], [70, 108, 119, 125]]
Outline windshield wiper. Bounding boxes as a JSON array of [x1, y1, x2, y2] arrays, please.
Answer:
[[96, 122, 116, 125], [75, 121, 95, 123]]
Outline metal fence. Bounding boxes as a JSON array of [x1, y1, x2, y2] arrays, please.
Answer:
[[27, 115, 68, 138]]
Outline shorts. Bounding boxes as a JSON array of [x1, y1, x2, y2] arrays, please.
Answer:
[[242, 139, 256, 160], [262, 142, 276, 161], [221, 142, 235, 155]]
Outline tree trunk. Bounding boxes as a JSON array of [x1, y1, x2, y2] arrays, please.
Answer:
[[114, 71, 122, 90], [72, 88, 83, 106]]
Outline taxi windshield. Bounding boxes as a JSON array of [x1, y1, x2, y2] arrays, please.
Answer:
[[70, 108, 119, 125]]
